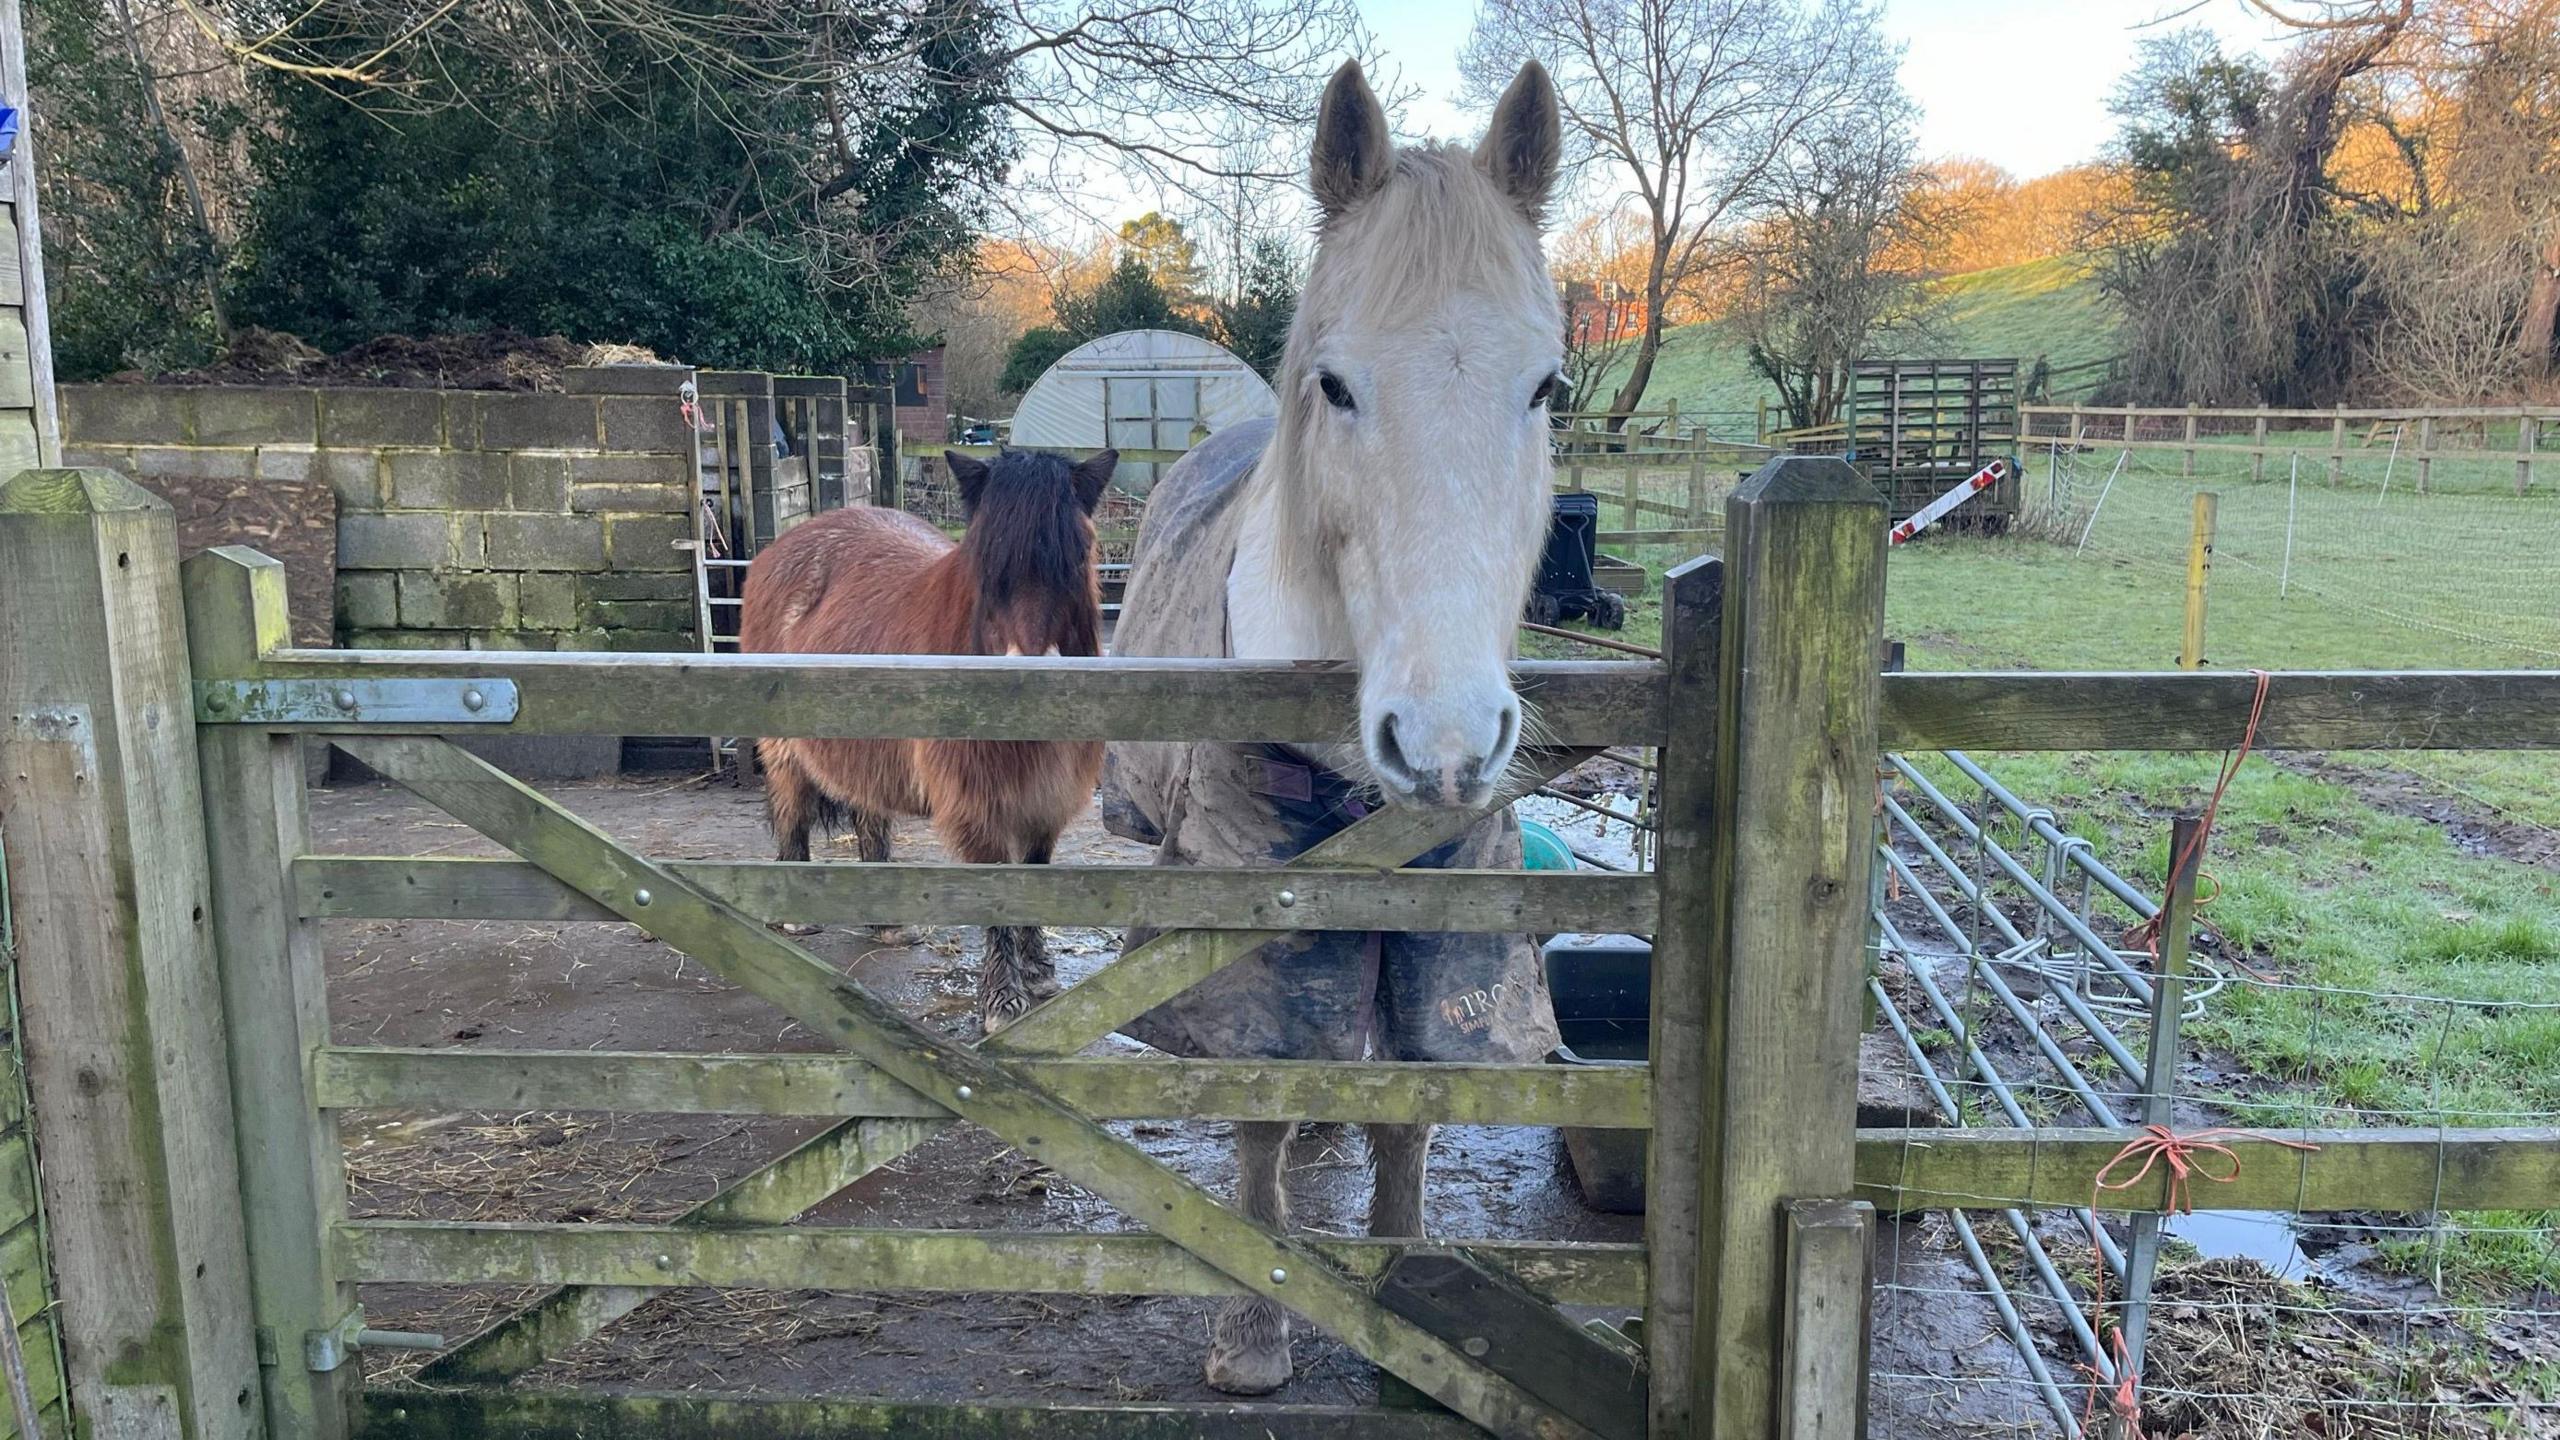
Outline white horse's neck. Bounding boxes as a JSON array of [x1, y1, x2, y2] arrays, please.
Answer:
[[1225, 459, 1348, 662]]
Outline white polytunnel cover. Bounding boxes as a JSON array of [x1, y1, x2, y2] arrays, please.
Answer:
[[1009, 329, 1280, 495]]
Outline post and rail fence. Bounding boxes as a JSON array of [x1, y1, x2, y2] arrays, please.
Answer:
[[4, 458, 2560, 1440], [2020, 402, 2556, 494]]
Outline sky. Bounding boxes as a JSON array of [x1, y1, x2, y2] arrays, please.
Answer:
[[1365, 0, 2299, 178]]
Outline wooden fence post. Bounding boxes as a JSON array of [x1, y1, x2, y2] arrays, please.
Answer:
[[0, 469, 263, 1439], [2182, 492, 2217, 670], [184, 549, 358, 1440], [2250, 411, 2268, 485], [2519, 412, 2538, 496], [2416, 414, 2434, 494], [1682, 457, 1886, 1438], [1780, 1199, 1875, 1440], [1644, 555, 1723, 1438]]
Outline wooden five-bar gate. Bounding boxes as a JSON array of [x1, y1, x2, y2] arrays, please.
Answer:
[[3, 460, 2558, 1440]]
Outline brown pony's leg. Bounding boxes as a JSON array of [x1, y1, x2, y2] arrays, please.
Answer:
[[1015, 835, 1061, 1002], [846, 806, 915, 945], [852, 807, 894, 864], [765, 743, 818, 862], [762, 745, 826, 938], [1365, 1123, 1433, 1238], [1207, 1120, 1296, 1394], [946, 817, 1040, 1033]]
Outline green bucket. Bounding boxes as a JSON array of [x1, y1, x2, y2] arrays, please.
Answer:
[[1519, 818, 1577, 872]]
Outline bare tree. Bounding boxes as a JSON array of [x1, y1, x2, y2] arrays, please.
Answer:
[[2433, 0, 2560, 379], [1726, 97, 1947, 429], [1548, 204, 1649, 417], [1461, 0, 1899, 424]]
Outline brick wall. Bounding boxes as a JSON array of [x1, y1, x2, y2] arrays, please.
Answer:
[[893, 344, 948, 443], [60, 366, 703, 653]]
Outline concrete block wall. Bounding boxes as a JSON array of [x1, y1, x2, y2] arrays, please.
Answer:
[[60, 365, 703, 653]]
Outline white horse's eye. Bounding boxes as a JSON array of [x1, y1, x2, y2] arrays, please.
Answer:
[[1530, 373, 1563, 409], [1318, 371, 1357, 411]]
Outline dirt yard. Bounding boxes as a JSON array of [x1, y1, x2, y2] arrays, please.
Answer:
[[320, 772, 2048, 1432]]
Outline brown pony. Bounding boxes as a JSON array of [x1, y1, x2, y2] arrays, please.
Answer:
[[741, 448, 1115, 1031]]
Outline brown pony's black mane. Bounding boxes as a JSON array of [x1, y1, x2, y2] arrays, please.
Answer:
[[953, 449, 1109, 655]]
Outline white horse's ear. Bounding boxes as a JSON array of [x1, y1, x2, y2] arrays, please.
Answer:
[[947, 450, 990, 511], [1477, 60, 1561, 221], [1311, 60, 1394, 221], [1070, 450, 1117, 514]]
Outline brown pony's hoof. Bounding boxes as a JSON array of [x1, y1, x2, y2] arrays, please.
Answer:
[[1205, 1299, 1293, 1395], [978, 988, 1033, 1037], [770, 921, 823, 938]]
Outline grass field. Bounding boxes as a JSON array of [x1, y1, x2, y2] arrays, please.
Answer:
[[1638, 255, 2115, 428]]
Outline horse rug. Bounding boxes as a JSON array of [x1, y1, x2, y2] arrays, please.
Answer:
[[1097, 418, 1562, 1064]]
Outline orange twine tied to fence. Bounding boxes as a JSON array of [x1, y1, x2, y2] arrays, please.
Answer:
[[2075, 669, 2315, 1438], [2078, 1124, 2322, 1436]]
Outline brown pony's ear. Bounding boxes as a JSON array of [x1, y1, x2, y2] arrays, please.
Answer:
[[1477, 60, 1561, 221], [947, 450, 990, 512], [1070, 450, 1117, 514], [1311, 60, 1394, 221]]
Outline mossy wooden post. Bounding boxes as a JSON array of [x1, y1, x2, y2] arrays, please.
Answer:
[[1687, 457, 1885, 1439], [0, 470, 263, 1439], [1642, 555, 1722, 1436], [182, 549, 357, 1440]]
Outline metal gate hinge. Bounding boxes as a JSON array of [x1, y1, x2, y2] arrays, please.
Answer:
[[304, 1310, 365, 1373], [195, 678, 520, 725]]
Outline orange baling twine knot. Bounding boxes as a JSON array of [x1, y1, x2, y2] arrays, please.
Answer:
[[2074, 671, 2312, 1436], [2077, 1126, 2321, 1437]]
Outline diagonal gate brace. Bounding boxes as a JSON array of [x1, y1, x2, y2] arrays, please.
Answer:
[[336, 735, 1599, 1440], [424, 745, 1599, 1384], [1376, 1248, 1647, 1440]]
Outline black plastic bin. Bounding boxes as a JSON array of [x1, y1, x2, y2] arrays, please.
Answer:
[[1544, 933, 1651, 1213]]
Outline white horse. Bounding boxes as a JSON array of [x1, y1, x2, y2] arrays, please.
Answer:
[[1099, 58, 1568, 1394]]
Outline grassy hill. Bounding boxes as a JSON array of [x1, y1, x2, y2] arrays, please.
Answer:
[[1637, 255, 2115, 430]]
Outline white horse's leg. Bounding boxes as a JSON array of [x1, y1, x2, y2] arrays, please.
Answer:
[[1207, 1119, 1297, 1394], [1365, 1122, 1432, 1238]]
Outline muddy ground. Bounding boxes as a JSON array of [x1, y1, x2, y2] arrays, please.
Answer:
[[320, 772, 2050, 1434]]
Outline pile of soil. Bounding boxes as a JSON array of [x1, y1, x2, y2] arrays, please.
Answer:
[[117, 327, 665, 392]]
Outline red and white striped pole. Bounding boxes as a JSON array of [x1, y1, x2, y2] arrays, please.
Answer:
[[1888, 458, 2010, 546]]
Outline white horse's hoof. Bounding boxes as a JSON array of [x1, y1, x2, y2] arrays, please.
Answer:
[[770, 921, 822, 938], [1204, 1341, 1293, 1396], [1207, 1298, 1292, 1394]]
